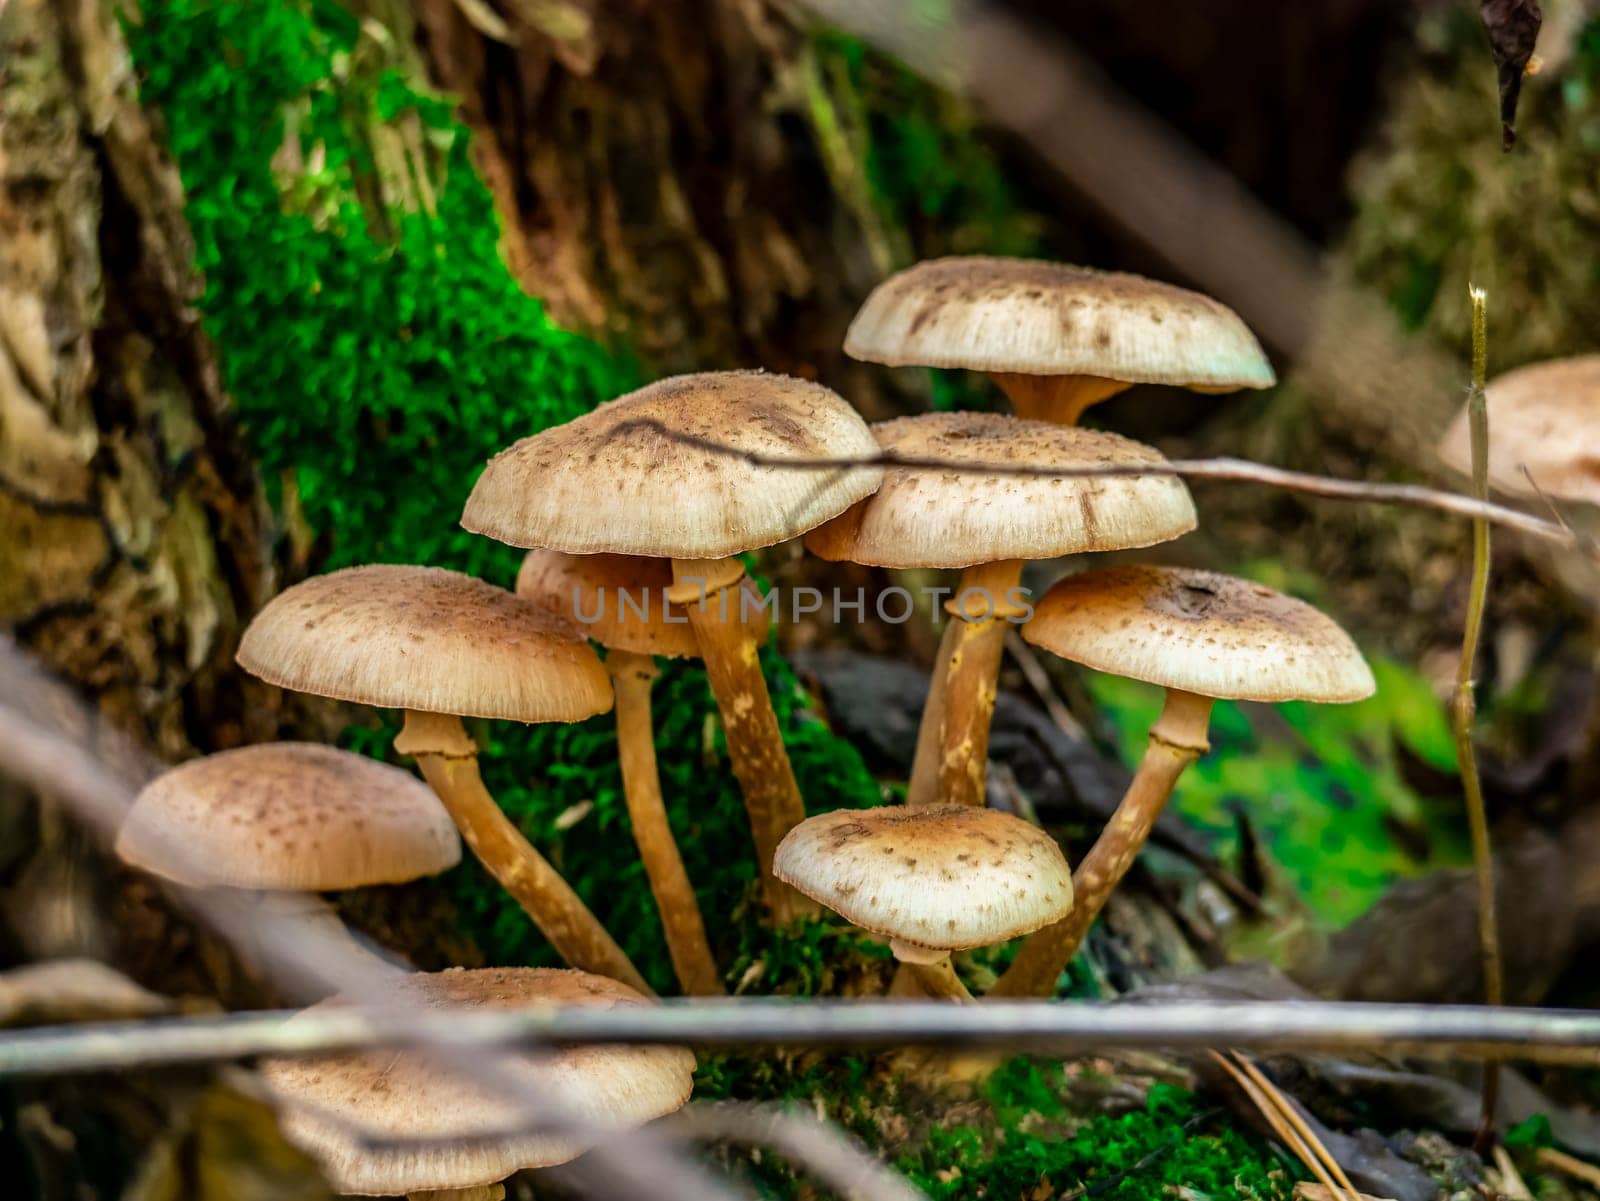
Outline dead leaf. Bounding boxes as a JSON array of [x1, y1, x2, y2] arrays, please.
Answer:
[[1480, 0, 1543, 149]]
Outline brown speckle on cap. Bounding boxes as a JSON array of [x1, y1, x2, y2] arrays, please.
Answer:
[[1023, 564, 1375, 704], [845, 257, 1275, 391], [237, 565, 612, 723], [773, 804, 1073, 951], [805, 410, 1195, 569]]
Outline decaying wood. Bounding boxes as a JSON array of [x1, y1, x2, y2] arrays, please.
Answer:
[[0, 0, 273, 760]]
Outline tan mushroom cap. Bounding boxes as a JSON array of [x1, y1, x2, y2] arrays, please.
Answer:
[[116, 743, 460, 890], [845, 257, 1275, 391], [237, 565, 612, 723], [1023, 565, 1375, 703], [804, 411, 1196, 569], [515, 550, 769, 659], [773, 805, 1073, 953], [462, 371, 884, 560], [260, 967, 695, 1195], [1438, 354, 1600, 506]]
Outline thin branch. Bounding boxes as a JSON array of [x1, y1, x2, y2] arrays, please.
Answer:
[[1458, 286, 1503, 1148], [609, 419, 1593, 559], [6, 997, 1600, 1077]]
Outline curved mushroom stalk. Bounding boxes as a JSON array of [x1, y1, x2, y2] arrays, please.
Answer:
[[609, 650, 725, 996], [670, 559, 817, 923], [991, 372, 1131, 427], [410, 1187, 504, 1201], [891, 938, 974, 1004], [396, 711, 652, 995], [989, 689, 1213, 998], [935, 559, 1029, 807]]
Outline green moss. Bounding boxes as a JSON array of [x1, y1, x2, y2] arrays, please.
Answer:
[[128, 0, 881, 993], [697, 1056, 1295, 1201]]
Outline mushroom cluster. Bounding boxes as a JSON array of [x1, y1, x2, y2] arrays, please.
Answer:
[[111, 254, 1382, 1191]]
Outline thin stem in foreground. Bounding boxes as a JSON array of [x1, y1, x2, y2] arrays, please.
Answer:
[[1458, 284, 1503, 1145]]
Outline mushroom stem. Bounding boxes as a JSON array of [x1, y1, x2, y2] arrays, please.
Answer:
[[669, 558, 817, 923], [890, 938, 974, 1003], [397, 711, 652, 995], [409, 1187, 505, 1201], [608, 650, 725, 996], [905, 619, 958, 807], [938, 559, 1028, 807], [991, 372, 1131, 426], [989, 689, 1214, 998]]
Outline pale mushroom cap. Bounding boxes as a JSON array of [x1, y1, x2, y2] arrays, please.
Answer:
[[515, 550, 769, 659], [260, 967, 696, 1195], [1022, 565, 1375, 703], [237, 565, 612, 723], [1438, 354, 1600, 506], [804, 411, 1197, 568], [845, 257, 1276, 390], [116, 743, 460, 890], [773, 805, 1073, 951], [462, 371, 884, 559]]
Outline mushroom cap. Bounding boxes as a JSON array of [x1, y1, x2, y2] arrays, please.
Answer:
[[772, 804, 1073, 952], [260, 967, 695, 1195], [462, 371, 884, 559], [845, 257, 1275, 391], [237, 565, 612, 723], [804, 411, 1196, 568], [515, 550, 769, 659], [1022, 565, 1375, 703], [1438, 354, 1600, 506], [116, 743, 460, 890]]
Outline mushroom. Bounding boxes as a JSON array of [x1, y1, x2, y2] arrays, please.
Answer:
[[845, 256, 1275, 426], [260, 967, 695, 1199], [773, 804, 1073, 1001], [237, 565, 650, 993], [1439, 354, 1600, 506], [806, 411, 1195, 807], [116, 743, 459, 970], [463, 371, 883, 922], [516, 549, 767, 996], [989, 565, 1375, 998], [847, 259, 1270, 798]]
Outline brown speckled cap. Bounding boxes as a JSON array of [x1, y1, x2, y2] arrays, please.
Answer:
[[1438, 354, 1600, 506], [237, 565, 612, 722], [463, 371, 884, 559], [845, 257, 1275, 391], [1022, 565, 1375, 703], [116, 743, 459, 890], [515, 549, 769, 659], [804, 411, 1195, 568], [260, 967, 695, 1195], [773, 805, 1073, 952]]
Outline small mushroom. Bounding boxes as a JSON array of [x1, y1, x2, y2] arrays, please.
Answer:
[[238, 565, 650, 994], [989, 565, 1374, 998], [846, 256, 1275, 426], [773, 804, 1073, 1001], [517, 550, 767, 996], [807, 411, 1195, 807], [260, 967, 695, 1199], [116, 743, 460, 971], [464, 371, 883, 922], [1439, 354, 1600, 506]]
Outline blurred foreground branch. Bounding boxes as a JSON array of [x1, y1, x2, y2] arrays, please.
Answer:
[[4, 997, 1600, 1077]]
